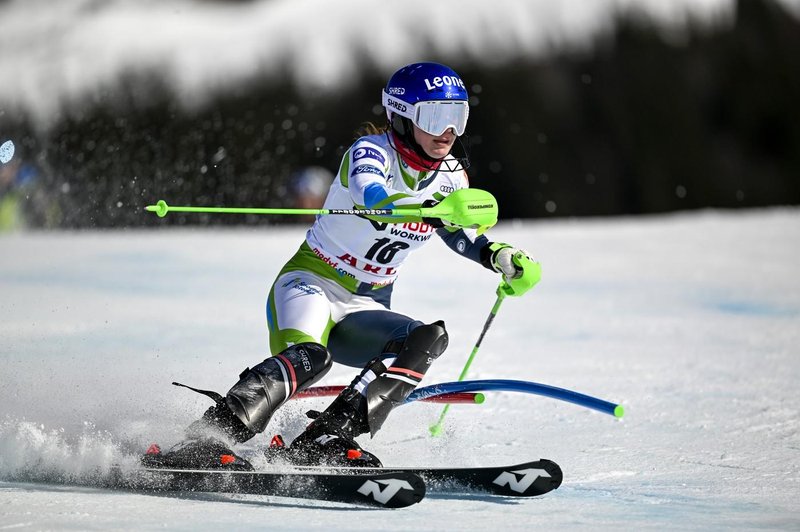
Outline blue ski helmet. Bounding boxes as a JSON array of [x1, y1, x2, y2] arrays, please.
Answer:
[[382, 62, 470, 137]]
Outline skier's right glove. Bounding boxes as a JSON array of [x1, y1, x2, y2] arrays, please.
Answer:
[[481, 242, 541, 297], [421, 199, 445, 228]]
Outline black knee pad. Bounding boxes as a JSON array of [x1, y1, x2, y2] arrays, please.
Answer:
[[226, 342, 332, 433], [398, 320, 449, 362]]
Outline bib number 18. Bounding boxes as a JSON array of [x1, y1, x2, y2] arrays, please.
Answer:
[[365, 238, 410, 264]]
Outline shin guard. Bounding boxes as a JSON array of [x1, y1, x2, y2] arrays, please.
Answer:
[[226, 342, 332, 434], [365, 321, 449, 435]]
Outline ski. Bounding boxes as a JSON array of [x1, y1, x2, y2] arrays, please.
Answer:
[[406, 458, 562, 497], [106, 466, 426, 508], [288, 458, 563, 498]]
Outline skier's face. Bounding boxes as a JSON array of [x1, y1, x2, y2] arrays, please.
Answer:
[[413, 125, 456, 160]]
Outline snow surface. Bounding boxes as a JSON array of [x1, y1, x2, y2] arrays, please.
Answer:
[[1, 209, 799, 530]]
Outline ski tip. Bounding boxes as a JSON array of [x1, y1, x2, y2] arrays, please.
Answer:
[[474, 393, 486, 404], [613, 404, 625, 418]]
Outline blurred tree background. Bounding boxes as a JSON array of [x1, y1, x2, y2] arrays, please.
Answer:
[[1, 0, 797, 228]]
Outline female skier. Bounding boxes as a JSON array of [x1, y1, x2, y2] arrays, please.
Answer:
[[149, 62, 540, 469]]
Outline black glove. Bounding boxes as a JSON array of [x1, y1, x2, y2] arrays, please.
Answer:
[[421, 199, 444, 228]]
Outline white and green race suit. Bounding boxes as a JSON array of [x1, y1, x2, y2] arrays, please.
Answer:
[[266, 133, 491, 364]]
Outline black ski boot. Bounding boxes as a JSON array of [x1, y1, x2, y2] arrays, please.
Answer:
[[273, 321, 449, 468], [141, 401, 255, 470], [143, 343, 332, 470], [141, 437, 252, 470], [275, 360, 384, 468], [281, 427, 382, 468]]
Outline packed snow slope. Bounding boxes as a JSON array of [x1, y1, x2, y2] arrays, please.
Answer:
[[1, 209, 799, 530]]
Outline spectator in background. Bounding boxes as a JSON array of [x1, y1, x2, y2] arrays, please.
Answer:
[[0, 149, 60, 230], [0, 157, 37, 231], [287, 166, 333, 222]]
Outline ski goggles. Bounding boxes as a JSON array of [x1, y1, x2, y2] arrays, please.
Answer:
[[383, 91, 469, 136]]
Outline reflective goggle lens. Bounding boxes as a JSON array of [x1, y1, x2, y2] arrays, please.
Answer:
[[414, 101, 469, 136]]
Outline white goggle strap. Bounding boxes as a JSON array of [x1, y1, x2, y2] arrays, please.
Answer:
[[382, 90, 416, 122]]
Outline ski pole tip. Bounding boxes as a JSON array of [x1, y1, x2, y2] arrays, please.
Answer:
[[613, 404, 625, 418], [474, 393, 486, 404], [429, 424, 445, 437], [145, 200, 169, 218]]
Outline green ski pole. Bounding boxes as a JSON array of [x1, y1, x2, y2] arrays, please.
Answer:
[[429, 282, 508, 436], [144, 188, 500, 234]]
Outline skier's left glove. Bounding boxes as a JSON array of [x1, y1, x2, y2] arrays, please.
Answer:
[[481, 242, 541, 297]]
